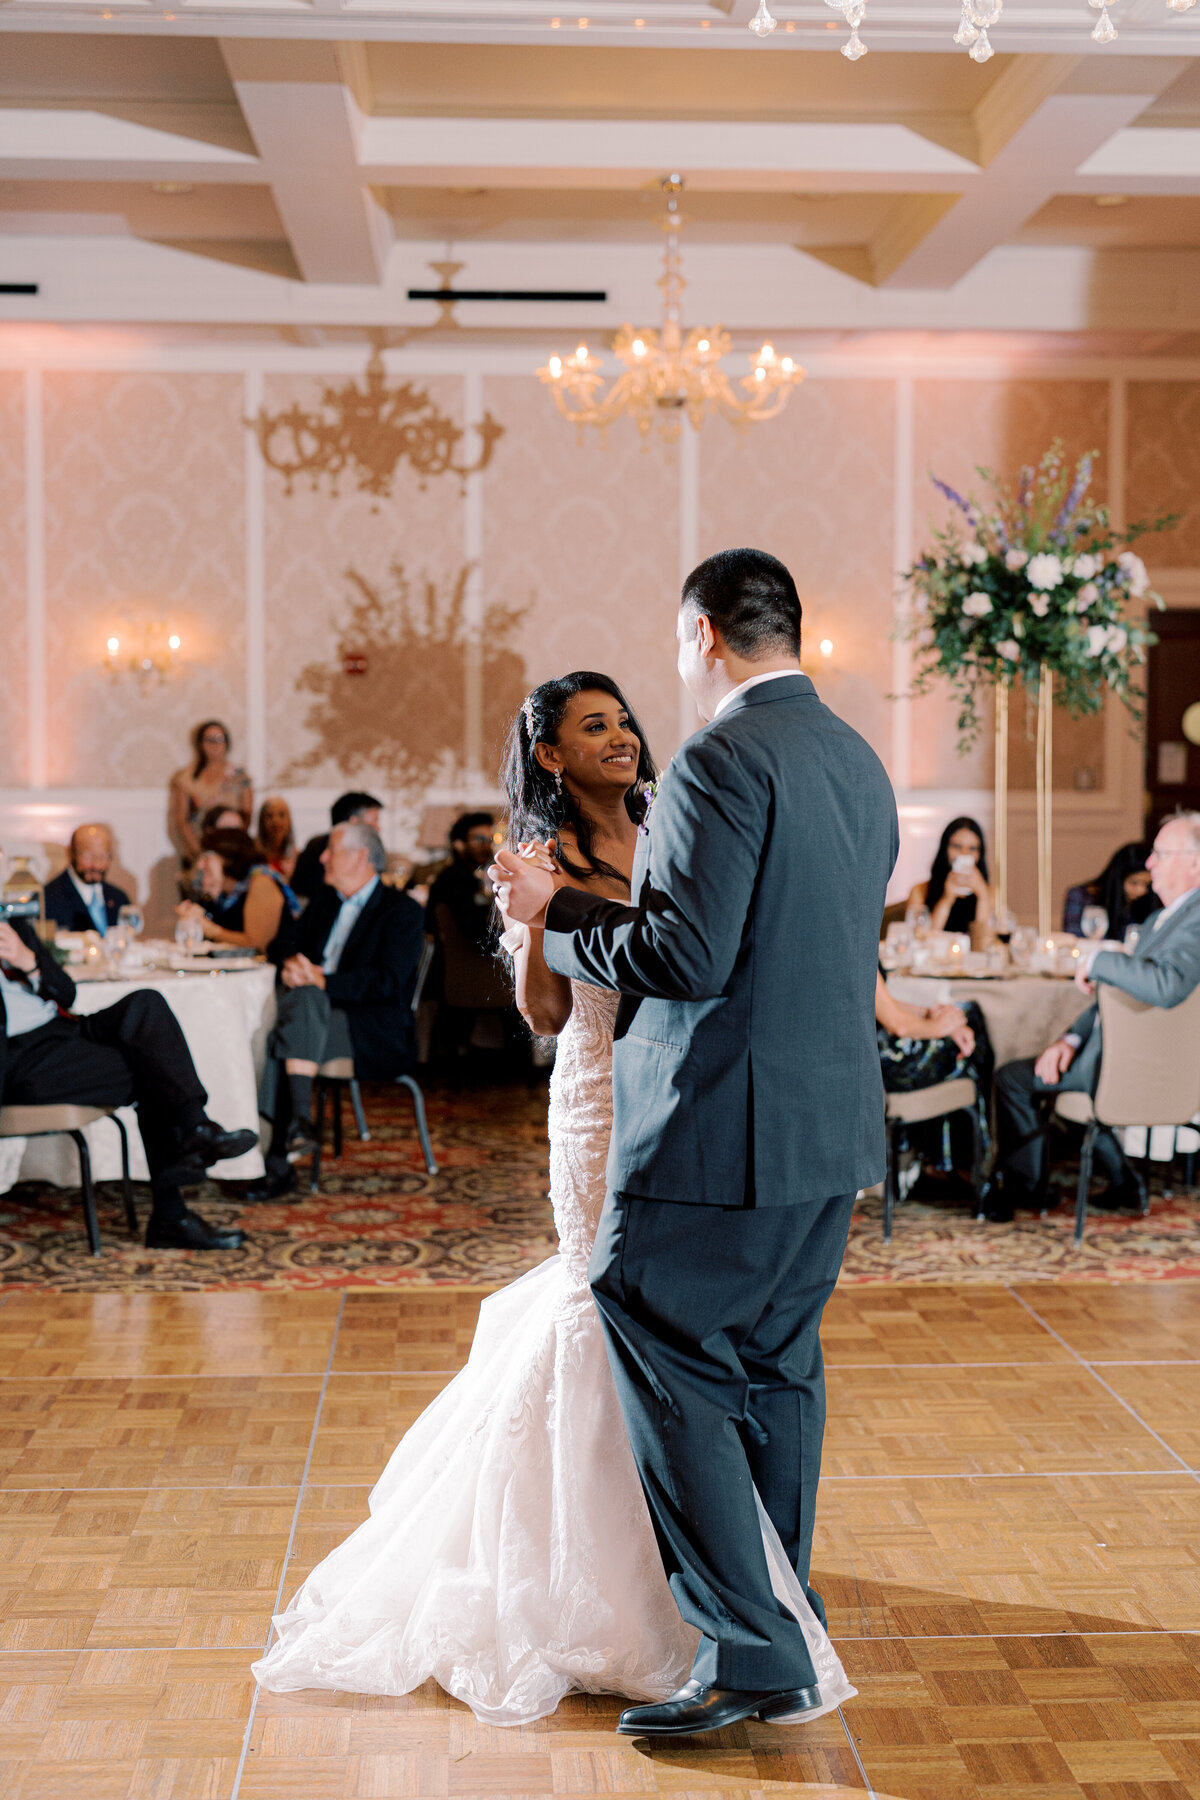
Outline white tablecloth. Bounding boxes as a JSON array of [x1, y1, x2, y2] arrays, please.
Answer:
[[0, 963, 275, 1192]]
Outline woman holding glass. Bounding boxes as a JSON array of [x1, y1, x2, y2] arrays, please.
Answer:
[[176, 828, 297, 955], [905, 816, 995, 946], [1063, 841, 1160, 944]]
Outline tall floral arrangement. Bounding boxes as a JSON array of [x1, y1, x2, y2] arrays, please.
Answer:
[[904, 441, 1166, 748], [903, 442, 1174, 934]]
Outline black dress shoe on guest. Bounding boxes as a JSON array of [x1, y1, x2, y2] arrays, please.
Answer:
[[145, 1208, 246, 1251], [616, 1678, 822, 1737], [285, 1117, 321, 1163], [178, 1118, 260, 1168], [1089, 1180, 1144, 1214], [242, 1158, 298, 1202]]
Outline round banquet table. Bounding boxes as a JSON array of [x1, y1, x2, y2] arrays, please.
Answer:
[[0, 959, 275, 1195], [885, 970, 1087, 1070]]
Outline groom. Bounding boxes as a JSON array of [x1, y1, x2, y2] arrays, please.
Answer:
[[493, 548, 897, 1737]]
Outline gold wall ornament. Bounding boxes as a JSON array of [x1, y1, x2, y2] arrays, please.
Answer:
[[537, 175, 804, 443], [246, 349, 504, 505]]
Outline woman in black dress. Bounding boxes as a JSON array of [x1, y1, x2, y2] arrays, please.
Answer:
[[905, 816, 994, 940]]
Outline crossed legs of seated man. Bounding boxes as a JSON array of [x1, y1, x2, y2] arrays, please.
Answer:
[[249, 985, 354, 1200], [589, 1188, 855, 1736], [4, 990, 254, 1249], [992, 1040, 1138, 1220]]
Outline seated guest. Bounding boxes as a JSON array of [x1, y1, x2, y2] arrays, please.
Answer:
[[256, 796, 297, 882], [176, 828, 298, 954], [0, 911, 253, 1250], [1063, 841, 1160, 941], [44, 824, 130, 935], [993, 811, 1200, 1221], [427, 812, 496, 948], [291, 791, 383, 904], [201, 806, 246, 836], [905, 816, 995, 944], [169, 720, 253, 867], [247, 821, 424, 1200], [876, 974, 994, 1199]]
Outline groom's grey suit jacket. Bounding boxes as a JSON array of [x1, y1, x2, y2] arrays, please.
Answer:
[[1060, 886, 1200, 1092], [542, 673, 899, 1207]]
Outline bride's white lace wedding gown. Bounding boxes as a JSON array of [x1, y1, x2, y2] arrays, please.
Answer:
[[252, 979, 855, 1727]]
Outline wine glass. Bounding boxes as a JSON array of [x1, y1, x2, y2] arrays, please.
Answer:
[[118, 903, 144, 940], [1011, 925, 1037, 969], [1080, 905, 1108, 943], [174, 914, 204, 956]]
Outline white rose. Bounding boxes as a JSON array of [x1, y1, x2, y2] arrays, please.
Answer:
[[962, 591, 993, 618], [1086, 624, 1109, 656], [998, 640, 1021, 662], [1107, 625, 1128, 654], [960, 541, 988, 568], [1075, 582, 1099, 612], [1117, 550, 1150, 598], [1030, 594, 1050, 618], [1005, 549, 1029, 572], [1027, 552, 1064, 591], [1073, 553, 1099, 580]]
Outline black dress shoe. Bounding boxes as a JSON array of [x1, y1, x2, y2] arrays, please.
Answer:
[[285, 1117, 321, 1163], [1089, 1180, 1144, 1214], [242, 1159, 298, 1202], [145, 1208, 246, 1251], [178, 1118, 260, 1168], [616, 1678, 822, 1738]]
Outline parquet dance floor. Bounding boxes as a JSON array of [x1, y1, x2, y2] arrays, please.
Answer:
[[2, 1280, 1200, 1799]]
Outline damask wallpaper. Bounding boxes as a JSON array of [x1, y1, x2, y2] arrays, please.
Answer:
[[0, 374, 26, 788], [483, 376, 680, 781], [1127, 382, 1200, 568], [41, 372, 247, 791]]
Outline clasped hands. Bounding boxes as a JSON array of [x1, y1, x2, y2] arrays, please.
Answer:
[[488, 839, 565, 931], [281, 954, 326, 990]]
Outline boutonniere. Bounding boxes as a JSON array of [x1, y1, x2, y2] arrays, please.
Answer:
[[638, 780, 659, 836]]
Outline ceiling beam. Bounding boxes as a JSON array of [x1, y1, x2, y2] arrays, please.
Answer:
[[220, 40, 392, 285]]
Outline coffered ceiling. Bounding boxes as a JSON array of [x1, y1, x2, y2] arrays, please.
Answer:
[[0, 6, 1197, 341]]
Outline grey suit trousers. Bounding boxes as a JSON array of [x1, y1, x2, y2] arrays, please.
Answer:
[[588, 1187, 855, 1692]]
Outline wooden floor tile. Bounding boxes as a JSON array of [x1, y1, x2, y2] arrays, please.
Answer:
[[0, 1487, 294, 1651], [1011, 1282, 1200, 1363], [331, 1292, 491, 1374], [822, 1363, 1172, 1477], [817, 1470, 1200, 1638], [308, 1376, 453, 1484], [1087, 1365, 1200, 1469], [0, 1293, 342, 1379], [0, 1378, 321, 1490], [821, 1286, 1073, 1367]]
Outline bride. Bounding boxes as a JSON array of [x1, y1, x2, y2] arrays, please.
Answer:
[[252, 671, 855, 1728]]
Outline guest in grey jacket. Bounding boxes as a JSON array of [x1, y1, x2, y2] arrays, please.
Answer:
[[993, 811, 1200, 1219]]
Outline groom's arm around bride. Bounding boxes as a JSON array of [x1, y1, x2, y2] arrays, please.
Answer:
[[495, 548, 898, 1736]]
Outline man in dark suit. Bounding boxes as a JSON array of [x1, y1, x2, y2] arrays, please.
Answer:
[[248, 820, 425, 1200], [0, 912, 254, 1250], [992, 810, 1200, 1219], [43, 825, 130, 935], [494, 547, 898, 1736], [290, 791, 383, 905]]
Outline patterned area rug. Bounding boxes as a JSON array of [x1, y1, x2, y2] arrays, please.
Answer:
[[1, 1079, 1199, 1291]]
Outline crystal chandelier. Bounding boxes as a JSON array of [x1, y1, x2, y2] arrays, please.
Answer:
[[750, 0, 1195, 54], [537, 176, 804, 441]]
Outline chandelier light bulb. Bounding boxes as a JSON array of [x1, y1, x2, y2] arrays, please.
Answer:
[[1092, 4, 1117, 38], [106, 636, 120, 655], [697, 338, 710, 353], [842, 26, 868, 58], [632, 339, 647, 357], [820, 639, 834, 657], [748, 0, 777, 36], [549, 355, 562, 377], [969, 26, 994, 60], [575, 345, 588, 361]]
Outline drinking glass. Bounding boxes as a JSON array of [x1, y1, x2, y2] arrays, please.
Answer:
[[1011, 925, 1038, 968], [175, 915, 204, 956], [1080, 904, 1108, 942], [1123, 926, 1140, 954], [118, 903, 144, 939]]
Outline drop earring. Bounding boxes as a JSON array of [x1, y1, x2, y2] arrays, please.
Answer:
[[553, 769, 563, 800]]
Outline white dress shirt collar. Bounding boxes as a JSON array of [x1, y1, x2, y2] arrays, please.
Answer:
[[712, 667, 804, 722], [1152, 883, 1200, 931], [67, 866, 102, 906]]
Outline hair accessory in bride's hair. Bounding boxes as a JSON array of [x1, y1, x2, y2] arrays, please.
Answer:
[[522, 695, 537, 740]]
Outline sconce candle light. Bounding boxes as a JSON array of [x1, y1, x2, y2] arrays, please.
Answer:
[[104, 623, 182, 685]]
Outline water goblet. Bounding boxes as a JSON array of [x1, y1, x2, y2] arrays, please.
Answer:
[[118, 903, 144, 940], [1080, 904, 1108, 942]]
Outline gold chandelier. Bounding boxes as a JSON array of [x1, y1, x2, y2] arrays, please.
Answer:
[[537, 175, 804, 441]]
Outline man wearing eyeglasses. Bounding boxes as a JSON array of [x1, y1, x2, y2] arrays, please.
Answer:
[[990, 811, 1200, 1221]]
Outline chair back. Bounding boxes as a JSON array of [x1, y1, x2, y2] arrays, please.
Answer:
[[434, 902, 512, 1011], [880, 900, 908, 938], [1093, 983, 1200, 1128]]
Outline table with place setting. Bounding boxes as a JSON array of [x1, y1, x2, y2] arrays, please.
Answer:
[[0, 940, 276, 1196]]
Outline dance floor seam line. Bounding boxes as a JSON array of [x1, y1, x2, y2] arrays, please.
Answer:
[[228, 1289, 346, 1800], [838, 1702, 877, 1796]]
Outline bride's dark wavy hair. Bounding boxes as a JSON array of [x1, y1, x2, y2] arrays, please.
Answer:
[[502, 671, 657, 885]]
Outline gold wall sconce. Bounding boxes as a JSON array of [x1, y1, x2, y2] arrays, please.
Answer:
[[104, 623, 182, 686]]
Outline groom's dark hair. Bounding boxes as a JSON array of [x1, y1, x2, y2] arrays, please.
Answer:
[[680, 548, 802, 659]]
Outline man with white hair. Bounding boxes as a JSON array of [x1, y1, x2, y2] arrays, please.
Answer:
[[248, 820, 425, 1201], [44, 824, 130, 935], [991, 811, 1200, 1220]]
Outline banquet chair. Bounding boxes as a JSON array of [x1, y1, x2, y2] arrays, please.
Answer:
[[311, 938, 438, 1192], [1051, 983, 1200, 1245], [0, 1104, 136, 1256], [881, 1078, 987, 1243]]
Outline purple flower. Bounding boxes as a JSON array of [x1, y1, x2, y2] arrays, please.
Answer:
[[930, 475, 977, 527], [1054, 455, 1093, 535]]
